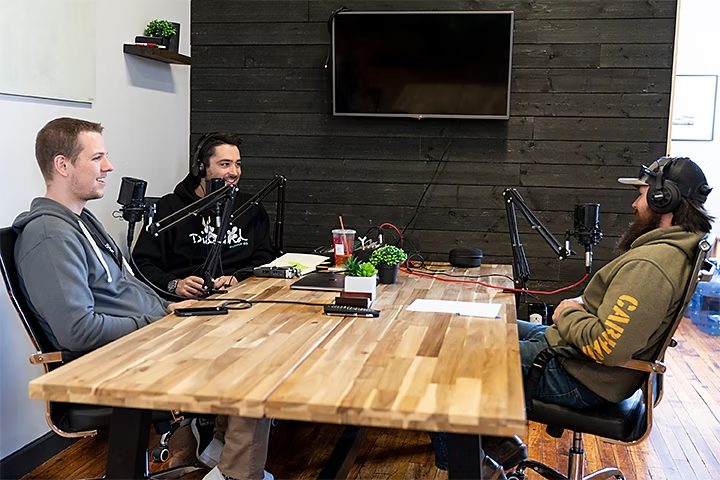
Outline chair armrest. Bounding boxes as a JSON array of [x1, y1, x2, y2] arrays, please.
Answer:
[[29, 351, 63, 365], [618, 359, 666, 374]]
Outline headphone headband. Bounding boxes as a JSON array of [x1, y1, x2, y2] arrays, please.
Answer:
[[190, 132, 218, 179]]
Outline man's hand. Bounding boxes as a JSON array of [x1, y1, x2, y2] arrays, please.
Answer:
[[552, 299, 584, 324], [213, 275, 238, 289], [167, 299, 199, 312], [176, 276, 206, 297]]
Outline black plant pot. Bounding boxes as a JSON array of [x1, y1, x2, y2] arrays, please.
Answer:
[[377, 263, 399, 284], [135, 22, 180, 53]]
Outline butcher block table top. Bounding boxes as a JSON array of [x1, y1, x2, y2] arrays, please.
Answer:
[[29, 264, 525, 437]]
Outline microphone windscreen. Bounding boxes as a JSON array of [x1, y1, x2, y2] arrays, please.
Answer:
[[206, 178, 225, 195], [117, 177, 147, 206], [574, 204, 600, 233]]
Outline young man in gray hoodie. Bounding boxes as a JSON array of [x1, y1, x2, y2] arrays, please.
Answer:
[[14, 118, 273, 480], [13, 118, 197, 355]]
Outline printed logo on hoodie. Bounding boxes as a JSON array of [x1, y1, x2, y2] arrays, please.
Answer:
[[581, 294, 638, 361], [189, 220, 249, 248]]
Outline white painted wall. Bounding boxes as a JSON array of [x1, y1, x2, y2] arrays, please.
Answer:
[[670, 0, 720, 232], [0, 0, 190, 459]]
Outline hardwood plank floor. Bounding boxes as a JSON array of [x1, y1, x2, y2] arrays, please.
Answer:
[[23, 318, 720, 480]]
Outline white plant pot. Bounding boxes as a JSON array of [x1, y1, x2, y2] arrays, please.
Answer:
[[343, 275, 377, 300]]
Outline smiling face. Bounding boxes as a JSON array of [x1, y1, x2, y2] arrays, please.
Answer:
[[203, 143, 242, 186], [65, 131, 113, 204]]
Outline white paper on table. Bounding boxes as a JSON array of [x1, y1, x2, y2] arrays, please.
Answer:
[[262, 253, 329, 275], [406, 299, 502, 318]]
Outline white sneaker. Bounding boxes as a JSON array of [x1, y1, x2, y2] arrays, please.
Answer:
[[198, 437, 224, 469], [191, 418, 217, 467], [202, 466, 226, 480], [202, 466, 274, 480]]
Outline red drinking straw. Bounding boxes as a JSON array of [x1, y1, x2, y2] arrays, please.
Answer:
[[338, 215, 349, 256]]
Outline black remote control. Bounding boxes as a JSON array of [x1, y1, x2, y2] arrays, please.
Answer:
[[323, 304, 380, 317]]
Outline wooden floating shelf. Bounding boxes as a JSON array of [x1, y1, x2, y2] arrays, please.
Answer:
[[123, 44, 191, 65]]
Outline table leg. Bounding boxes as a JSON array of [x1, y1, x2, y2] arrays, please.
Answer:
[[448, 433, 484, 480], [317, 425, 368, 480], [105, 407, 152, 480]]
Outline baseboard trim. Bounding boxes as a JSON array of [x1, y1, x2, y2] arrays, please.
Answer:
[[0, 432, 78, 480]]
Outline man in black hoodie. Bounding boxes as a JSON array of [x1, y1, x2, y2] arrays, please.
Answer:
[[133, 133, 275, 480], [133, 132, 274, 298]]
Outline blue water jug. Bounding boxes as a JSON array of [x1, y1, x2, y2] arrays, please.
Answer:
[[687, 262, 720, 335]]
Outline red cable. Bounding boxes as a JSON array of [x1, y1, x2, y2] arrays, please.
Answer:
[[379, 222, 402, 241], [399, 266, 588, 295]]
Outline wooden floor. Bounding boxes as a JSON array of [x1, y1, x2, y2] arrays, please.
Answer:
[[24, 318, 720, 480]]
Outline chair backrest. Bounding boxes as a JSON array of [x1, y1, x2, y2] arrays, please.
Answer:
[[655, 234, 715, 362], [0, 226, 59, 361]]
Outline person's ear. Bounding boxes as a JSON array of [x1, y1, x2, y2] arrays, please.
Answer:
[[53, 155, 70, 178]]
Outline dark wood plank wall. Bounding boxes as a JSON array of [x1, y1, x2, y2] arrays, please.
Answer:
[[190, 0, 677, 299]]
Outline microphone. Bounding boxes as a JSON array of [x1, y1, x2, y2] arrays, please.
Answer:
[[206, 178, 225, 228], [117, 177, 148, 247], [117, 177, 148, 224], [573, 204, 603, 273]]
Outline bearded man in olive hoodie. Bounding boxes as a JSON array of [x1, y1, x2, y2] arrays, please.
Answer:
[[538, 156, 713, 405], [430, 157, 713, 479]]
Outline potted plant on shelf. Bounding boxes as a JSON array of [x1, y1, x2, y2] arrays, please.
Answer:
[[370, 245, 407, 284], [343, 256, 378, 300], [136, 19, 180, 53]]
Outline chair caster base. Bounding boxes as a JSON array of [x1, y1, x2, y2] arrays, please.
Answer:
[[508, 461, 625, 480], [152, 445, 170, 463], [509, 460, 567, 480]]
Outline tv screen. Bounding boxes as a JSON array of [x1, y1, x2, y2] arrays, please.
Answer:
[[332, 11, 514, 119]]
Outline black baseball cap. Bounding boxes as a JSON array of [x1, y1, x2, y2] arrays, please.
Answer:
[[618, 156, 712, 204]]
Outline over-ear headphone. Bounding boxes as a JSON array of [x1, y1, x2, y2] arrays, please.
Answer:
[[190, 132, 217, 179], [647, 157, 682, 214]]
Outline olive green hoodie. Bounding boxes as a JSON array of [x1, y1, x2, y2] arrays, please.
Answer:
[[544, 226, 704, 402]]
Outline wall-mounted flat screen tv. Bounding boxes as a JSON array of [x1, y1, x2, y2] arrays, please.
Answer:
[[332, 11, 514, 120]]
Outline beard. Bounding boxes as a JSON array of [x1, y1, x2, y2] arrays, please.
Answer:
[[616, 208, 662, 253]]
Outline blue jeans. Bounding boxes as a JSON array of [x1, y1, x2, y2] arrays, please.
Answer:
[[517, 320, 605, 409], [427, 320, 606, 470]]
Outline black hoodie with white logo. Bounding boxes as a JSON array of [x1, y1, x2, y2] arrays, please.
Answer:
[[133, 173, 275, 292]]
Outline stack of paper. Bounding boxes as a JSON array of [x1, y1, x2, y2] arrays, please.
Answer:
[[262, 253, 329, 276]]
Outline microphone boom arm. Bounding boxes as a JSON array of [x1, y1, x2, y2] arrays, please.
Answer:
[[146, 184, 238, 236], [503, 188, 575, 300], [231, 175, 287, 257]]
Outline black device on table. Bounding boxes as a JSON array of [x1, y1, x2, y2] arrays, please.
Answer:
[[174, 306, 229, 316], [323, 304, 380, 317]]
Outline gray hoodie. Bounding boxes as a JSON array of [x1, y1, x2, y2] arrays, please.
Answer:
[[13, 197, 170, 354]]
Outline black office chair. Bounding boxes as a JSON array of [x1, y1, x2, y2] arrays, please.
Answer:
[[508, 234, 715, 480], [0, 226, 203, 478]]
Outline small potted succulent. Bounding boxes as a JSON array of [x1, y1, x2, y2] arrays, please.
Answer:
[[136, 19, 180, 52], [343, 256, 378, 300], [369, 245, 407, 284]]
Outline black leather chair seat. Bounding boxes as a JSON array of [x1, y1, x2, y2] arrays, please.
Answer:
[[527, 389, 647, 442], [52, 402, 180, 435]]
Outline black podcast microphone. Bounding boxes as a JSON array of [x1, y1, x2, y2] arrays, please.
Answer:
[[117, 177, 147, 224], [206, 178, 225, 228], [117, 177, 148, 247], [573, 204, 603, 273]]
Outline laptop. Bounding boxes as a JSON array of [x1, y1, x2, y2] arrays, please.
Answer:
[[290, 272, 346, 292]]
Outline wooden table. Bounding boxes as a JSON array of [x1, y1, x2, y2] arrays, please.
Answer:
[[29, 264, 526, 479]]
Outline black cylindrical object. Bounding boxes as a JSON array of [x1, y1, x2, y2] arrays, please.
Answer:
[[449, 247, 483, 268]]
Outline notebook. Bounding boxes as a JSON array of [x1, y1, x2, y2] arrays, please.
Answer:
[[290, 272, 346, 292]]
